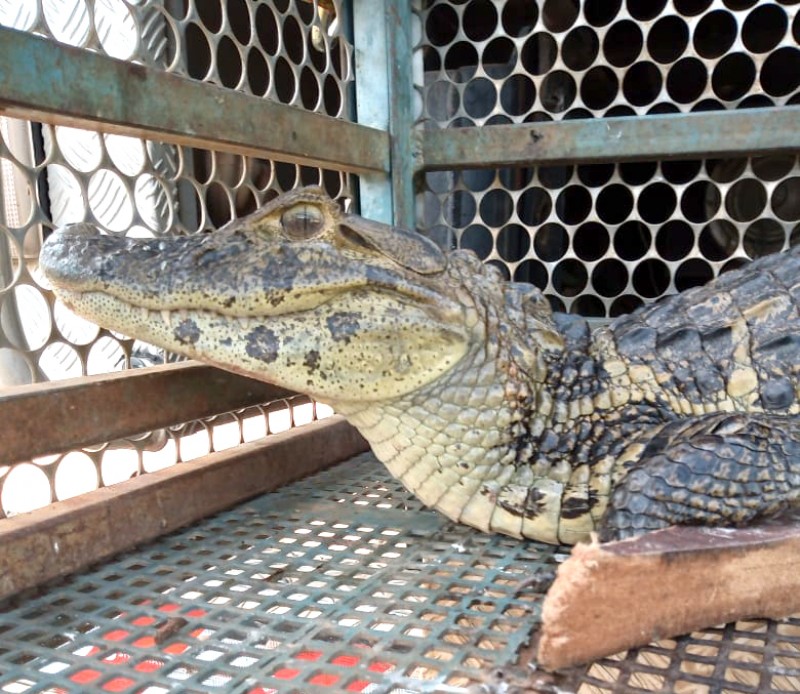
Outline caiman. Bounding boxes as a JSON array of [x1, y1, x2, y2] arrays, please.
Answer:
[[39, 187, 800, 545]]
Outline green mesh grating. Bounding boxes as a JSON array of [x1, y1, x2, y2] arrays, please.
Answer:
[[0, 453, 554, 693], [0, 452, 798, 694]]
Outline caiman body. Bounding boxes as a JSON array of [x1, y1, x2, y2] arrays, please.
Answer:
[[40, 187, 800, 545]]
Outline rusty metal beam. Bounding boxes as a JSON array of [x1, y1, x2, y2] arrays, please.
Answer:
[[0, 27, 389, 174], [1, 362, 295, 464], [0, 416, 369, 600], [419, 106, 800, 171]]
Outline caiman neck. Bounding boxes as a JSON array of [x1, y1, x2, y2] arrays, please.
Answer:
[[334, 308, 565, 536]]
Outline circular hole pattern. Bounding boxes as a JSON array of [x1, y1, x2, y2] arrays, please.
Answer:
[[584, 0, 622, 27], [521, 33, 558, 75], [744, 219, 785, 258], [563, 26, 599, 71], [534, 223, 569, 261], [464, 0, 497, 42], [694, 10, 737, 59], [556, 185, 592, 225], [542, 0, 579, 33], [773, 177, 800, 220], [743, 4, 788, 54], [480, 190, 514, 227], [699, 220, 738, 261], [638, 183, 677, 224], [574, 222, 610, 261], [667, 57, 708, 103], [681, 181, 721, 223], [426, 4, 458, 46], [552, 259, 587, 297], [657, 220, 694, 261], [623, 62, 662, 106], [726, 179, 767, 222], [597, 184, 633, 225], [675, 258, 714, 291], [500, 75, 535, 116], [517, 187, 552, 225], [502, 0, 538, 37], [615, 221, 651, 261], [464, 78, 497, 119], [541, 71, 576, 113], [592, 259, 628, 297], [633, 258, 671, 298], [648, 15, 689, 64], [484, 37, 517, 80], [713, 53, 756, 101], [497, 224, 530, 262], [581, 67, 618, 110], [460, 224, 492, 259], [761, 47, 800, 97], [604, 21, 643, 68]]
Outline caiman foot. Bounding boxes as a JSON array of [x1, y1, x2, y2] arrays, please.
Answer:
[[598, 412, 800, 542]]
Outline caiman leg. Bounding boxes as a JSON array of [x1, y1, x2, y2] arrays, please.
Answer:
[[598, 413, 800, 541]]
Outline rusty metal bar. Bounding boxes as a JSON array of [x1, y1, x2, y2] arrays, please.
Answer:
[[0, 27, 389, 174], [1, 362, 295, 464], [0, 416, 368, 600], [419, 107, 800, 171]]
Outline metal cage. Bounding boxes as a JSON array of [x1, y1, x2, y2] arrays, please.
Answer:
[[0, 1, 799, 692]]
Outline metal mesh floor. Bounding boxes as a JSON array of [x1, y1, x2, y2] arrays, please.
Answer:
[[0, 452, 798, 694]]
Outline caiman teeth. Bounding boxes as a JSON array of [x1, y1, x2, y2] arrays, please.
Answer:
[[160, 310, 172, 328], [237, 316, 254, 330], [139, 307, 149, 321]]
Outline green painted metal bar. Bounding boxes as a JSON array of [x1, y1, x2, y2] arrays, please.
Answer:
[[352, 0, 394, 223], [0, 27, 389, 174], [384, 0, 417, 231], [419, 107, 800, 171]]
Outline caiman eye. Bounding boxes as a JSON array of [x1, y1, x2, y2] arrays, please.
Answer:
[[280, 203, 325, 241]]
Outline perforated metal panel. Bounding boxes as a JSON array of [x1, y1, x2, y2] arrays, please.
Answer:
[[0, 0, 353, 515], [414, 0, 800, 317]]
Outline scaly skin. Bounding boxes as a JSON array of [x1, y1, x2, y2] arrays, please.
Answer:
[[39, 187, 800, 544]]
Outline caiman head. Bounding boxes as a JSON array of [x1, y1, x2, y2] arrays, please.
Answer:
[[41, 187, 572, 542], [40, 187, 561, 409]]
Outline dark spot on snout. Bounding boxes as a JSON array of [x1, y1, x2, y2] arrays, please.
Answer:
[[326, 311, 362, 343], [245, 326, 280, 363], [303, 349, 321, 373], [174, 319, 201, 345]]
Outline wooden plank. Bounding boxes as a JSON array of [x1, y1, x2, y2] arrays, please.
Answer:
[[420, 107, 800, 171], [534, 515, 800, 671], [1, 362, 295, 463], [0, 27, 389, 174], [0, 415, 369, 600]]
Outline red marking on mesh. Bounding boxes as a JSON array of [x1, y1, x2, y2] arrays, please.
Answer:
[[70, 669, 101, 684], [102, 652, 131, 665], [102, 676, 135, 692], [309, 673, 340, 686], [134, 659, 164, 673], [157, 603, 180, 612], [272, 668, 300, 680], [331, 654, 359, 667], [246, 688, 278, 694], [102, 629, 129, 642], [368, 661, 395, 673], [132, 636, 156, 649], [185, 608, 207, 618], [346, 680, 372, 692], [163, 642, 189, 655], [131, 616, 156, 627], [295, 650, 322, 661]]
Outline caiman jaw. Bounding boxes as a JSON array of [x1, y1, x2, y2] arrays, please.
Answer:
[[39, 189, 471, 403]]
